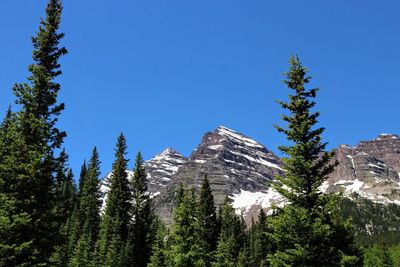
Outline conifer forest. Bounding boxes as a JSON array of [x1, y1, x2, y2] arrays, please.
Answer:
[[1, 1, 399, 266]]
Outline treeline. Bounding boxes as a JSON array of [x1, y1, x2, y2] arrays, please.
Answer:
[[52, 136, 156, 266], [0, 0, 391, 266], [340, 194, 400, 266]]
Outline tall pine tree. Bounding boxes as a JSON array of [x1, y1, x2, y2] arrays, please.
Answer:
[[268, 55, 363, 266], [95, 134, 131, 266], [70, 147, 101, 267], [51, 164, 77, 266], [213, 196, 246, 267], [148, 218, 168, 267], [128, 152, 155, 267], [198, 175, 219, 266], [0, 0, 68, 264], [249, 209, 270, 266], [167, 186, 204, 267], [78, 160, 87, 195]]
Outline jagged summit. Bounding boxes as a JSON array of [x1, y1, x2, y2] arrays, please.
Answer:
[[99, 147, 187, 210], [145, 148, 187, 194], [215, 125, 264, 148], [152, 147, 183, 160], [375, 133, 399, 140], [99, 126, 400, 225], [155, 126, 284, 223]]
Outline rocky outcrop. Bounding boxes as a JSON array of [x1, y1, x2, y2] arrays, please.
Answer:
[[145, 148, 187, 195], [327, 135, 400, 205], [155, 126, 284, 224], [99, 127, 400, 225], [99, 148, 187, 210]]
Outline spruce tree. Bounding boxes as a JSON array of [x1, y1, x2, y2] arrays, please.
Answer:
[[65, 159, 88, 262], [167, 186, 204, 267], [70, 147, 101, 266], [95, 134, 131, 266], [79, 160, 87, 195], [51, 158, 77, 266], [382, 247, 394, 267], [148, 218, 168, 267], [197, 175, 219, 266], [250, 209, 270, 266], [213, 196, 246, 267], [268, 55, 362, 266], [128, 152, 155, 267], [0, 0, 67, 264]]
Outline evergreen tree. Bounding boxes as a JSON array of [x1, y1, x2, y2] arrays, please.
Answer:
[[267, 55, 363, 266], [237, 247, 251, 267], [65, 159, 87, 262], [78, 160, 87, 195], [213, 196, 246, 267], [250, 209, 270, 266], [0, 0, 67, 264], [51, 161, 77, 266], [70, 147, 101, 266], [167, 186, 204, 267], [96, 134, 131, 266], [128, 152, 155, 267], [148, 218, 168, 267], [197, 175, 219, 266], [382, 247, 394, 267]]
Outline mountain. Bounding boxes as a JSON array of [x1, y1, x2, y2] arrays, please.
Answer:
[[326, 134, 400, 205], [155, 126, 284, 223], [99, 148, 187, 210], [145, 148, 188, 195], [99, 126, 400, 226]]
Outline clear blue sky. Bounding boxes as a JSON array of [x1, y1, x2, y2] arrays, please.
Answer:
[[1, 1, 399, 176]]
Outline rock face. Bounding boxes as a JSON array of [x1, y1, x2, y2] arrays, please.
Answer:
[[100, 127, 400, 225], [155, 126, 284, 224], [327, 134, 400, 205], [99, 148, 187, 210], [145, 148, 188, 195]]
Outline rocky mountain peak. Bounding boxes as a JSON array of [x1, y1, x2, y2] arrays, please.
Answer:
[[374, 133, 400, 141], [145, 148, 187, 194], [155, 126, 284, 224], [328, 134, 400, 205], [356, 133, 400, 173]]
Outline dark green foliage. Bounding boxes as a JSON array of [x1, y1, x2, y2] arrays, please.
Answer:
[[70, 147, 101, 266], [78, 160, 87, 194], [340, 193, 400, 246], [167, 185, 204, 267], [95, 134, 131, 266], [363, 244, 397, 267], [213, 196, 246, 267], [382, 247, 394, 267], [51, 156, 78, 266], [148, 218, 168, 267], [268, 55, 363, 266], [198, 175, 219, 266], [128, 152, 155, 267], [237, 247, 251, 267], [0, 0, 67, 265], [248, 209, 270, 266]]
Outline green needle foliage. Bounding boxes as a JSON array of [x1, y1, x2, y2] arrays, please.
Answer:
[[148, 219, 168, 267], [128, 152, 155, 267], [0, 0, 68, 265], [96, 134, 131, 266], [70, 147, 101, 267], [267, 55, 363, 266], [213, 196, 246, 267], [198, 175, 219, 266], [167, 186, 204, 267]]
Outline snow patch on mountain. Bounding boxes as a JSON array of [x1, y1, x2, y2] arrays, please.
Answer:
[[232, 188, 286, 215]]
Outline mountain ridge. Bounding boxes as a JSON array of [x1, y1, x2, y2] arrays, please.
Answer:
[[99, 126, 400, 224]]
